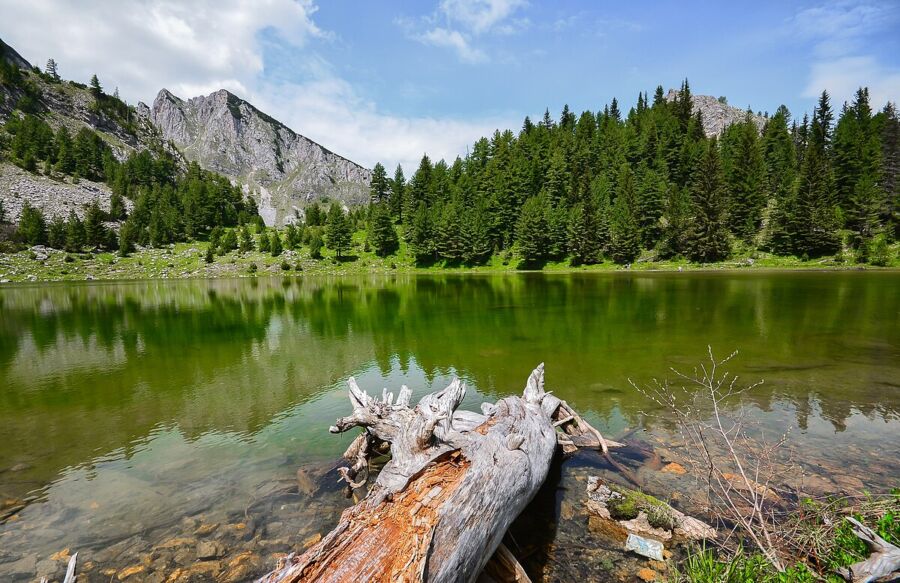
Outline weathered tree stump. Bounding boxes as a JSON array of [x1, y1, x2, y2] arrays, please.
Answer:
[[257, 364, 617, 583]]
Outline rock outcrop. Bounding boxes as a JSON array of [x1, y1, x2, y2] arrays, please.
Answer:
[[665, 89, 766, 137], [150, 89, 372, 226]]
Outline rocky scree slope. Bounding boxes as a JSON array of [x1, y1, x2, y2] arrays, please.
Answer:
[[665, 89, 766, 137], [150, 88, 372, 226]]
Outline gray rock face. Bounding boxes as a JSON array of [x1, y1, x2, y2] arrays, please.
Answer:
[[151, 88, 372, 226], [665, 89, 766, 137], [0, 162, 130, 223]]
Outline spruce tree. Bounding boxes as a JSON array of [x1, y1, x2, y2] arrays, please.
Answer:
[[45, 58, 60, 81], [17, 203, 47, 246], [544, 200, 569, 260], [516, 195, 547, 265], [258, 228, 270, 252], [436, 202, 464, 262], [609, 165, 641, 263], [367, 203, 399, 257], [568, 200, 599, 265], [461, 204, 492, 264], [685, 140, 730, 263], [370, 162, 389, 204], [390, 165, 406, 221], [118, 219, 137, 257], [89, 74, 102, 98], [635, 166, 666, 247], [220, 229, 238, 253], [269, 232, 283, 257], [309, 231, 324, 259], [109, 191, 126, 220], [407, 202, 435, 263], [48, 216, 66, 249], [65, 211, 86, 252], [284, 223, 300, 249], [240, 226, 254, 252], [722, 117, 766, 241], [84, 201, 106, 248], [881, 103, 899, 237], [325, 202, 352, 258]]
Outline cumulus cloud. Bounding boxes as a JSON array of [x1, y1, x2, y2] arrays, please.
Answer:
[[0, 0, 512, 171], [439, 0, 528, 34]]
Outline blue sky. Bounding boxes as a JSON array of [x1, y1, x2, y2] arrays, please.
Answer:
[[1, 0, 898, 171]]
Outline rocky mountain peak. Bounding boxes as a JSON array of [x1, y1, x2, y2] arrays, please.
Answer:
[[151, 88, 371, 226], [665, 89, 766, 136]]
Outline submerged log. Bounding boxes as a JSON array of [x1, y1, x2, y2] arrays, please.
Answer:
[[256, 364, 618, 583]]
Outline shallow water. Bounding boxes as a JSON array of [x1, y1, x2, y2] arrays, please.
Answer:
[[0, 272, 897, 581]]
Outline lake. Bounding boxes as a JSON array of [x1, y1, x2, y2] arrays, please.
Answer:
[[1, 271, 898, 581]]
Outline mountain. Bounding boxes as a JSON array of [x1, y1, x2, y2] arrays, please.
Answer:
[[665, 89, 766, 136], [148, 88, 372, 226]]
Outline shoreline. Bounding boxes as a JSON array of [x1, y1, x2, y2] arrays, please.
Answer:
[[1, 242, 898, 285]]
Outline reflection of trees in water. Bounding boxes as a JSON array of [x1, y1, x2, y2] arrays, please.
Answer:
[[0, 273, 896, 466]]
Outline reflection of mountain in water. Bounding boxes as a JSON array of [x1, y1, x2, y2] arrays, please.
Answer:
[[0, 272, 897, 495]]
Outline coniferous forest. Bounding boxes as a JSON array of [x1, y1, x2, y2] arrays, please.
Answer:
[[364, 81, 898, 267]]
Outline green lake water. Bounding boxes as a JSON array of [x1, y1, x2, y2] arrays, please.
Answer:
[[0, 272, 898, 581]]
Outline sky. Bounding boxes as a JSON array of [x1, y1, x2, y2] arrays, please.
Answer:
[[1, 0, 898, 171]]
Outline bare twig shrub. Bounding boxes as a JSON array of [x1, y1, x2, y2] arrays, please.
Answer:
[[631, 347, 794, 572]]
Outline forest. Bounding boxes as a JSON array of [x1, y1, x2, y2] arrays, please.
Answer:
[[1, 68, 898, 269], [366, 81, 898, 267]]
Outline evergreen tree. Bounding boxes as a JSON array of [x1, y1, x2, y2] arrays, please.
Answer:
[[48, 215, 66, 249], [370, 162, 389, 203], [44, 58, 60, 81], [390, 165, 406, 221], [84, 201, 107, 248], [118, 219, 138, 257], [205, 246, 214, 263], [284, 223, 300, 249], [848, 175, 883, 250], [269, 232, 283, 256], [568, 200, 599, 265], [635, 166, 666, 247], [220, 228, 238, 253], [407, 202, 435, 262], [545, 200, 569, 260], [685, 140, 730, 263], [367, 203, 399, 257], [109, 190, 126, 220], [609, 165, 641, 263], [325, 202, 352, 258], [17, 203, 47, 246], [309, 231, 324, 259], [239, 226, 254, 252], [258, 228, 270, 252], [722, 117, 766, 241], [305, 203, 323, 226], [461, 204, 492, 264], [65, 211, 86, 252], [516, 195, 547, 265], [881, 103, 900, 237], [89, 74, 102, 98]]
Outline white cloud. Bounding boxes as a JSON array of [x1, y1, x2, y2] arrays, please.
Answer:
[[804, 56, 900, 108], [401, 0, 528, 63], [439, 0, 528, 34], [0, 0, 513, 171], [787, 1, 899, 109], [415, 27, 487, 63]]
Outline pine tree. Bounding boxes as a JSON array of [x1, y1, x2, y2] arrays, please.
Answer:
[[65, 211, 86, 252], [635, 166, 666, 247], [220, 229, 238, 253], [89, 74, 103, 98], [545, 200, 569, 260], [44, 58, 60, 81], [461, 204, 492, 264], [609, 165, 641, 263], [685, 140, 730, 263], [516, 195, 547, 265], [436, 202, 465, 262], [367, 203, 399, 257], [568, 200, 599, 265], [48, 216, 66, 249], [240, 226, 254, 252], [17, 203, 47, 246], [205, 246, 214, 263], [258, 228, 270, 252], [309, 231, 324, 259], [118, 219, 138, 257], [109, 190, 126, 220], [269, 232, 283, 256], [284, 223, 300, 249], [325, 202, 352, 258], [847, 175, 883, 251], [881, 103, 900, 237], [84, 201, 107, 248], [722, 117, 766, 241], [390, 165, 406, 221], [370, 162, 389, 204]]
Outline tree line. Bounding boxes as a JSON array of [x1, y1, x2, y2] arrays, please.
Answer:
[[365, 81, 898, 266]]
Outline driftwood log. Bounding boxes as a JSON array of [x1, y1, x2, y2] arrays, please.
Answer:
[[257, 364, 620, 583], [836, 517, 900, 583]]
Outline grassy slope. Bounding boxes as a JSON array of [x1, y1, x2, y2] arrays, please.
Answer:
[[0, 230, 897, 283]]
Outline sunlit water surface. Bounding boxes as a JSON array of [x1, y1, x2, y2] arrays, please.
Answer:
[[0, 272, 897, 581]]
